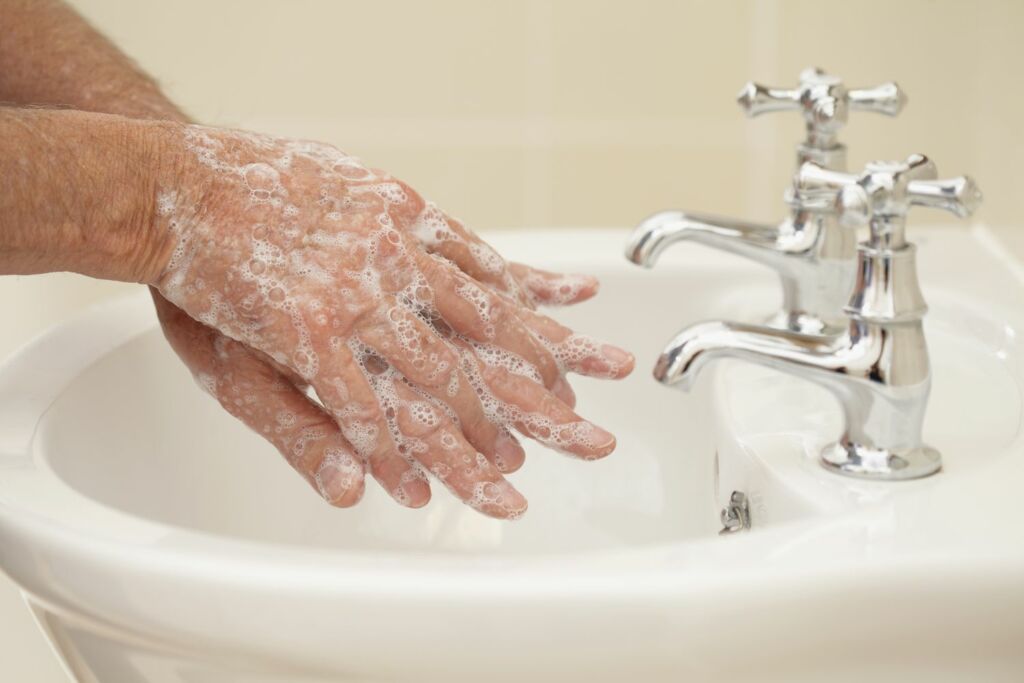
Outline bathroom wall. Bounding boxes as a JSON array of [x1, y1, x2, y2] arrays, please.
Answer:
[[1, 1, 1022, 680], [59, 0, 1024, 240]]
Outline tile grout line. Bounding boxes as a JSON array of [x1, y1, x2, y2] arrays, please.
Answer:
[[238, 117, 755, 147], [523, 0, 555, 227], [746, 0, 783, 219]]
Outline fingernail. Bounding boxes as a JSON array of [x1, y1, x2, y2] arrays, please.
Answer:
[[501, 483, 529, 521], [494, 431, 526, 472], [574, 274, 599, 292], [601, 344, 634, 367], [585, 423, 616, 453], [472, 480, 528, 520], [551, 375, 577, 407], [402, 476, 432, 508], [316, 454, 365, 507]]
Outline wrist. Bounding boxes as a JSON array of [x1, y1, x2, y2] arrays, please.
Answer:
[[0, 109, 185, 283], [58, 113, 189, 284], [129, 117, 191, 284]]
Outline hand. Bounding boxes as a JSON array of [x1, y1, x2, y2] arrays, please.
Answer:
[[150, 125, 634, 518]]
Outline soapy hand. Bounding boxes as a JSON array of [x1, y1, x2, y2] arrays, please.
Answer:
[[151, 125, 634, 518]]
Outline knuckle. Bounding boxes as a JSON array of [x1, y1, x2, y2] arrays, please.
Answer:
[[393, 179, 424, 208]]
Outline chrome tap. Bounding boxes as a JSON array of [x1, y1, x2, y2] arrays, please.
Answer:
[[626, 68, 907, 335], [656, 155, 982, 481]]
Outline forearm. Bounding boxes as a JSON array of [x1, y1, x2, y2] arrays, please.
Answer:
[[0, 1, 186, 282], [0, 0, 187, 123], [0, 107, 176, 282]]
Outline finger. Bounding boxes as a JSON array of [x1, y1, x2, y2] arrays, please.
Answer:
[[453, 337, 618, 460], [508, 263, 599, 307], [311, 337, 432, 508], [515, 305, 635, 379], [493, 427, 527, 473], [209, 356, 366, 507], [369, 451, 432, 508], [152, 293, 365, 506], [254, 348, 313, 390], [405, 202, 528, 300], [355, 300, 527, 473], [550, 374, 577, 409], [385, 372, 528, 519], [414, 249, 563, 388]]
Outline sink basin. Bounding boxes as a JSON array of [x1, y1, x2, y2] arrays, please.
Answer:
[[0, 227, 1022, 682]]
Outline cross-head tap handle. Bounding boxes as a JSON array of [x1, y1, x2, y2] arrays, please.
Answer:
[[737, 68, 908, 151], [793, 154, 982, 249]]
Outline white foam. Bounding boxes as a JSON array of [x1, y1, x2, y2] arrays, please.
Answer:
[[521, 270, 592, 306]]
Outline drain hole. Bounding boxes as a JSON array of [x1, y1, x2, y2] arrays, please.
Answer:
[[719, 491, 750, 535]]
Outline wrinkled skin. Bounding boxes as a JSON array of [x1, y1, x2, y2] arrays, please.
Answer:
[[151, 125, 634, 519]]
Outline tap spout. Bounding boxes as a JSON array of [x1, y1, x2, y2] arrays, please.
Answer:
[[657, 319, 936, 477], [655, 320, 857, 391], [626, 210, 784, 268], [625, 207, 858, 335]]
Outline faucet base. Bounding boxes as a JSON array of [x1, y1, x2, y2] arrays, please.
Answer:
[[821, 440, 942, 481], [764, 310, 845, 337]]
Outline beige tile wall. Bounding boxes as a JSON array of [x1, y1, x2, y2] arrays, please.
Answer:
[[63, 0, 1022, 239]]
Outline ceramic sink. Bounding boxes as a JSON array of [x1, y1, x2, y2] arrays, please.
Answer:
[[0, 227, 1021, 682]]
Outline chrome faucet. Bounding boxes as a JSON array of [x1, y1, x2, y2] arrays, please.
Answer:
[[626, 68, 907, 334], [655, 155, 981, 481]]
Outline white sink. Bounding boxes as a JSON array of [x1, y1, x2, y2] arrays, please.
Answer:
[[0, 227, 1022, 682]]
